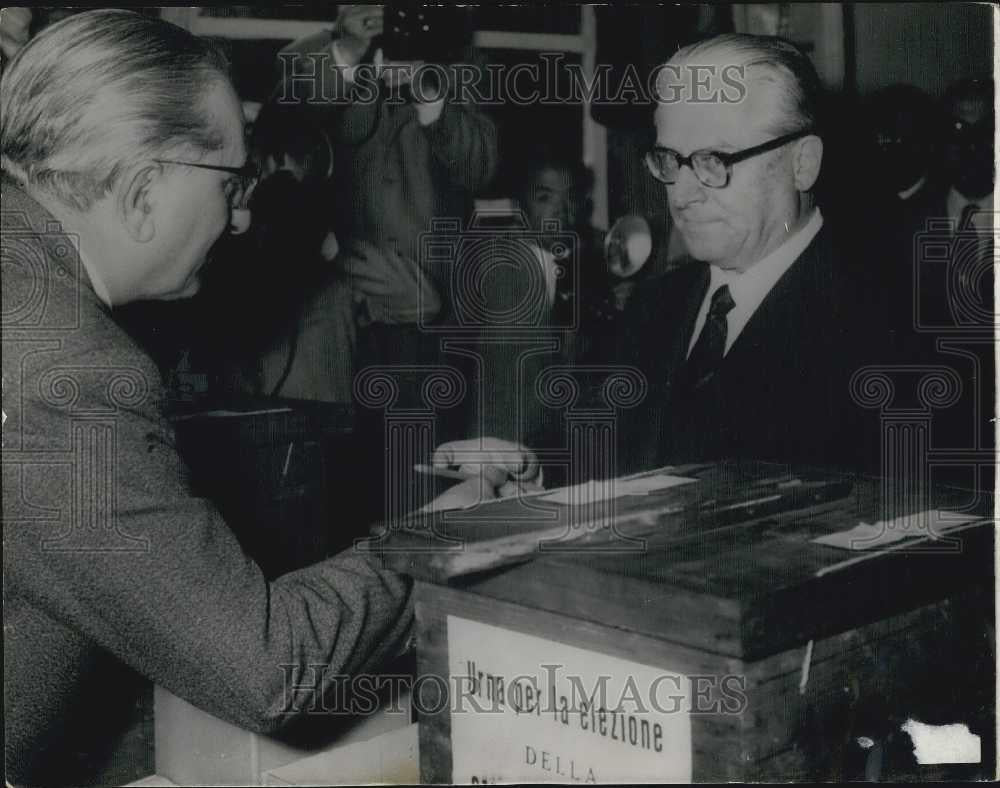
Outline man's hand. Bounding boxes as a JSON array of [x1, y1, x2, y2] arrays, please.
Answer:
[[340, 240, 443, 323], [334, 4, 383, 66], [420, 438, 544, 513], [372, 48, 425, 91], [431, 437, 543, 498], [420, 477, 497, 513]]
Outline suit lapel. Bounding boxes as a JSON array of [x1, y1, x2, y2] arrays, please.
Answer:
[[722, 226, 829, 367], [664, 261, 710, 382]]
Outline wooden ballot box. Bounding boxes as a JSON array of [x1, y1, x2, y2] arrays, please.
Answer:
[[373, 461, 994, 783]]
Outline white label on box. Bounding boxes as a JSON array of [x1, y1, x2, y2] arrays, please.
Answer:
[[446, 616, 692, 784]]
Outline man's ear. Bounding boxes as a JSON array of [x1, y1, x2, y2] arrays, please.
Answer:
[[792, 134, 823, 192], [119, 163, 159, 243]]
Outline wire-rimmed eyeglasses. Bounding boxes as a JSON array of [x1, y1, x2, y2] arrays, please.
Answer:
[[154, 158, 260, 210], [645, 128, 815, 189]]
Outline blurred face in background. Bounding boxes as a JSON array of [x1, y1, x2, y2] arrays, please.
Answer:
[[871, 102, 933, 194], [518, 165, 583, 253], [944, 92, 994, 199]]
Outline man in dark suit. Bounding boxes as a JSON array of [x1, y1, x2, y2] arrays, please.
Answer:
[[613, 33, 887, 474], [429, 34, 887, 495], [2, 11, 412, 785]]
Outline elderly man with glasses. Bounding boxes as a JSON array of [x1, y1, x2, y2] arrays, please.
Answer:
[[2, 11, 414, 785], [608, 33, 890, 473], [428, 33, 891, 505]]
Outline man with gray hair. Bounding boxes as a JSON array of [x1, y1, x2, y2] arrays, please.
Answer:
[[2, 10, 412, 785], [429, 33, 885, 495], [430, 34, 984, 527], [612, 33, 885, 473]]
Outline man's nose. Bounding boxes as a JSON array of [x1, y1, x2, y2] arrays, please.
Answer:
[[668, 163, 707, 208], [229, 207, 251, 236]]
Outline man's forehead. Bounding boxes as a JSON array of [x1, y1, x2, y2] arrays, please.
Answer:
[[656, 56, 783, 140], [655, 87, 779, 149]]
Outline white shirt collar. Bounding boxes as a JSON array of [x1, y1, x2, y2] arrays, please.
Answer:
[[689, 208, 824, 356], [946, 186, 995, 230], [532, 243, 559, 309]]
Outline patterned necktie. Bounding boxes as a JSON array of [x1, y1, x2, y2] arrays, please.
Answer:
[[684, 283, 736, 390]]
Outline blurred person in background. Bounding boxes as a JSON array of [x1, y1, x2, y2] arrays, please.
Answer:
[[866, 84, 939, 225], [857, 84, 942, 351], [194, 100, 342, 399], [453, 145, 592, 447], [276, 3, 498, 404], [939, 77, 994, 233]]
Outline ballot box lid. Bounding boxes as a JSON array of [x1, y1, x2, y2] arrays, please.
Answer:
[[371, 461, 994, 660]]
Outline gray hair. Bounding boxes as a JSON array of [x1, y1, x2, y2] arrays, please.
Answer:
[[1, 9, 231, 211], [670, 33, 823, 136]]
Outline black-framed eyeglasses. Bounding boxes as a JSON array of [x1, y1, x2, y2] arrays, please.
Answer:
[[645, 128, 815, 189], [154, 159, 260, 209]]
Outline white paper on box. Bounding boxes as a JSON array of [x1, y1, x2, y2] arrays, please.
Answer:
[[811, 510, 983, 550], [447, 616, 692, 784]]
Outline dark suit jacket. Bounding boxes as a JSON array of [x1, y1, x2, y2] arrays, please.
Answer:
[[613, 224, 887, 475], [2, 182, 413, 786]]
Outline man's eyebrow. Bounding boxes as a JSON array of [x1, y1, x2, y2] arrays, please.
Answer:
[[658, 140, 735, 154], [698, 141, 737, 152]]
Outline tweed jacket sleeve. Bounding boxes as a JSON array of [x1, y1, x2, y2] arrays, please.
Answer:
[[2, 187, 413, 735]]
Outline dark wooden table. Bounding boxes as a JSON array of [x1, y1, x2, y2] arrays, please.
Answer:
[[372, 461, 995, 782]]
